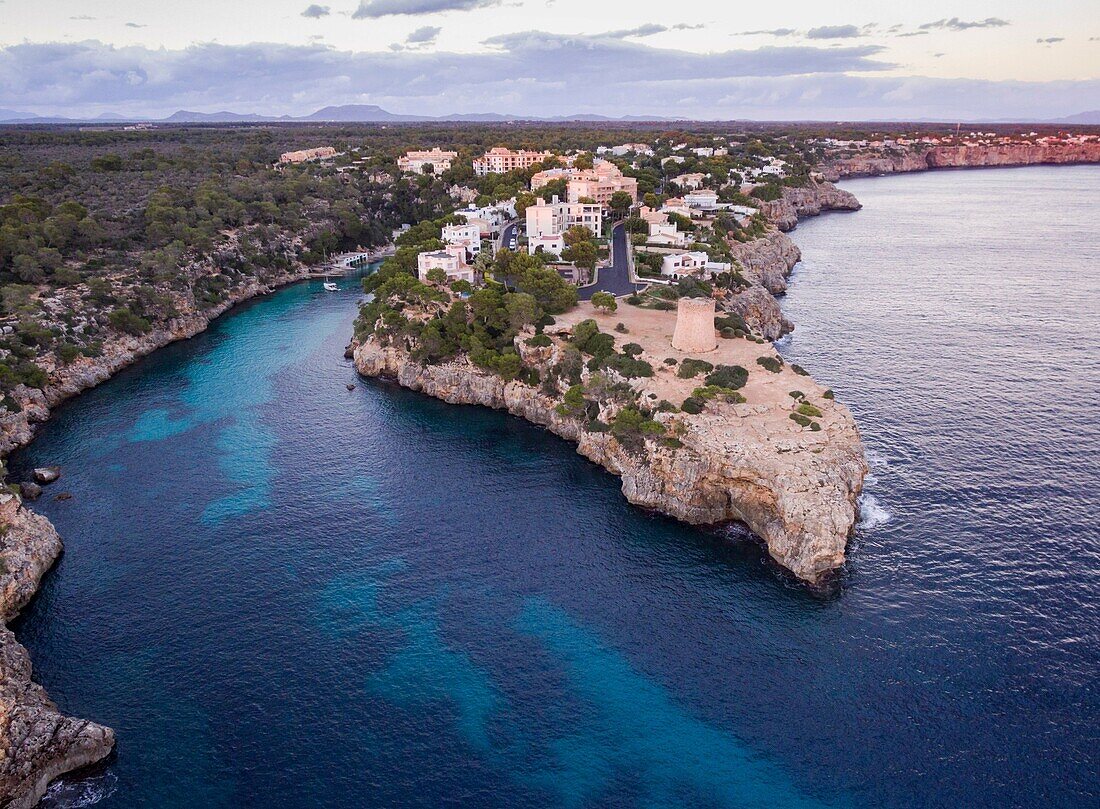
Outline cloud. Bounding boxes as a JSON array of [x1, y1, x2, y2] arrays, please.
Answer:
[[69, 15, 97, 21], [734, 29, 797, 37], [301, 4, 331, 18], [600, 23, 702, 39], [406, 25, 441, 44], [1036, 37, 1065, 44], [806, 25, 862, 40], [896, 31, 929, 38], [0, 38, 1091, 122], [920, 17, 1010, 31], [352, 0, 500, 18], [125, 22, 147, 29]]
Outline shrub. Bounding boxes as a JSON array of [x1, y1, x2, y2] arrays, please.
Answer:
[[653, 300, 675, 311], [756, 356, 783, 373], [789, 412, 811, 427], [525, 334, 552, 348], [797, 402, 823, 418], [108, 307, 152, 336], [810, 422, 822, 431], [614, 322, 628, 333], [626, 294, 644, 306], [591, 291, 618, 313], [823, 389, 835, 400], [677, 358, 714, 379], [621, 342, 643, 358], [692, 385, 746, 404], [788, 390, 805, 400], [602, 353, 654, 379], [663, 357, 678, 365], [791, 363, 810, 376], [704, 364, 748, 390], [720, 327, 736, 339], [681, 396, 705, 414]]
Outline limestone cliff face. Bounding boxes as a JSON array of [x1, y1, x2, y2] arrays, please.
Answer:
[[825, 141, 1100, 179], [758, 181, 863, 233], [0, 496, 115, 809], [354, 338, 865, 585]]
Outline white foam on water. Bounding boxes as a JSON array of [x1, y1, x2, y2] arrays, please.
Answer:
[[857, 493, 892, 530], [40, 772, 117, 808]]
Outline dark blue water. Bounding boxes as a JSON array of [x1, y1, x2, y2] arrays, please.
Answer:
[[10, 165, 1099, 808]]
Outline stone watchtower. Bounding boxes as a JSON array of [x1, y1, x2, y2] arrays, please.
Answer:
[[671, 296, 717, 353]]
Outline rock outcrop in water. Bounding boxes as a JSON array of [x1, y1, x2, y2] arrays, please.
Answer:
[[0, 494, 115, 809], [354, 305, 866, 584], [757, 181, 863, 233], [824, 141, 1100, 179]]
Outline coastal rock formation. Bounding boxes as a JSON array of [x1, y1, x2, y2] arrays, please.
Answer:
[[758, 181, 863, 232], [718, 226, 802, 340], [0, 496, 115, 808], [722, 286, 793, 342], [825, 141, 1100, 179], [354, 306, 866, 584]]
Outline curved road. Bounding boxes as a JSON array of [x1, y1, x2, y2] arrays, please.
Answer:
[[578, 222, 638, 300]]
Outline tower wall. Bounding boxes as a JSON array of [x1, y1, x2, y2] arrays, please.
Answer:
[[671, 297, 717, 353]]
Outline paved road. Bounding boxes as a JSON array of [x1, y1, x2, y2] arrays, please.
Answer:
[[497, 221, 519, 254], [578, 222, 640, 300]]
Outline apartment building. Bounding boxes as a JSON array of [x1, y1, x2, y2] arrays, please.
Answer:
[[278, 147, 336, 164], [397, 148, 457, 175], [525, 196, 603, 239], [417, 244, 475, 284], [530, 159, 638, 208], [472, 147, 553, 176], [442, 222, 482, 259]]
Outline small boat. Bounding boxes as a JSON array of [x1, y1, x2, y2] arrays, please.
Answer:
[[323, 281, 339, 292]]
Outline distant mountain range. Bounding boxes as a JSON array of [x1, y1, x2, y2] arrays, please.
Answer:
[[0, 103, 1097, 126], [0, 104, 679, 125]]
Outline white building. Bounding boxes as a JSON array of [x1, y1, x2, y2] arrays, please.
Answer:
[[525, 196, 603, 239], [397, 148, 457, 175], [661, 251, 732, 279], [528, 233, 566, 257], [684, 190, 720, 212], [473, 147, 554, 176], [454, 200, 516, 237], [648, 222, 689, 247], [599, 143, 655, 157], [674, 173, 706, 190], [442, 223, 481, 258], [659, 197, 693, 219], [417, 245, 475, 284]]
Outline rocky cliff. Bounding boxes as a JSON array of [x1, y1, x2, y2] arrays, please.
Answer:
[[716, 181, 858, 340], [354, 305, 866, 585], [825, 141, 1100, 179], [0, 494, 115, 809], [757, 181, 863, 232]]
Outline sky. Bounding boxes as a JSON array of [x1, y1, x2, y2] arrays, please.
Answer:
[[0, 0, 1097, 120]]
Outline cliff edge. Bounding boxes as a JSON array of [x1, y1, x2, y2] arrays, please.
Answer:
[[0, 494, 115, 809], [354, 302, 866, 584]]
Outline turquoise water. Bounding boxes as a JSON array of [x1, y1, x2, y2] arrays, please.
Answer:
[[10, 165, 1100, 807]]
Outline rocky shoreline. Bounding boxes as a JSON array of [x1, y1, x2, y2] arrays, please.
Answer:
[[824, 141, 1100, 179], [354, 310, 866, 584]]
